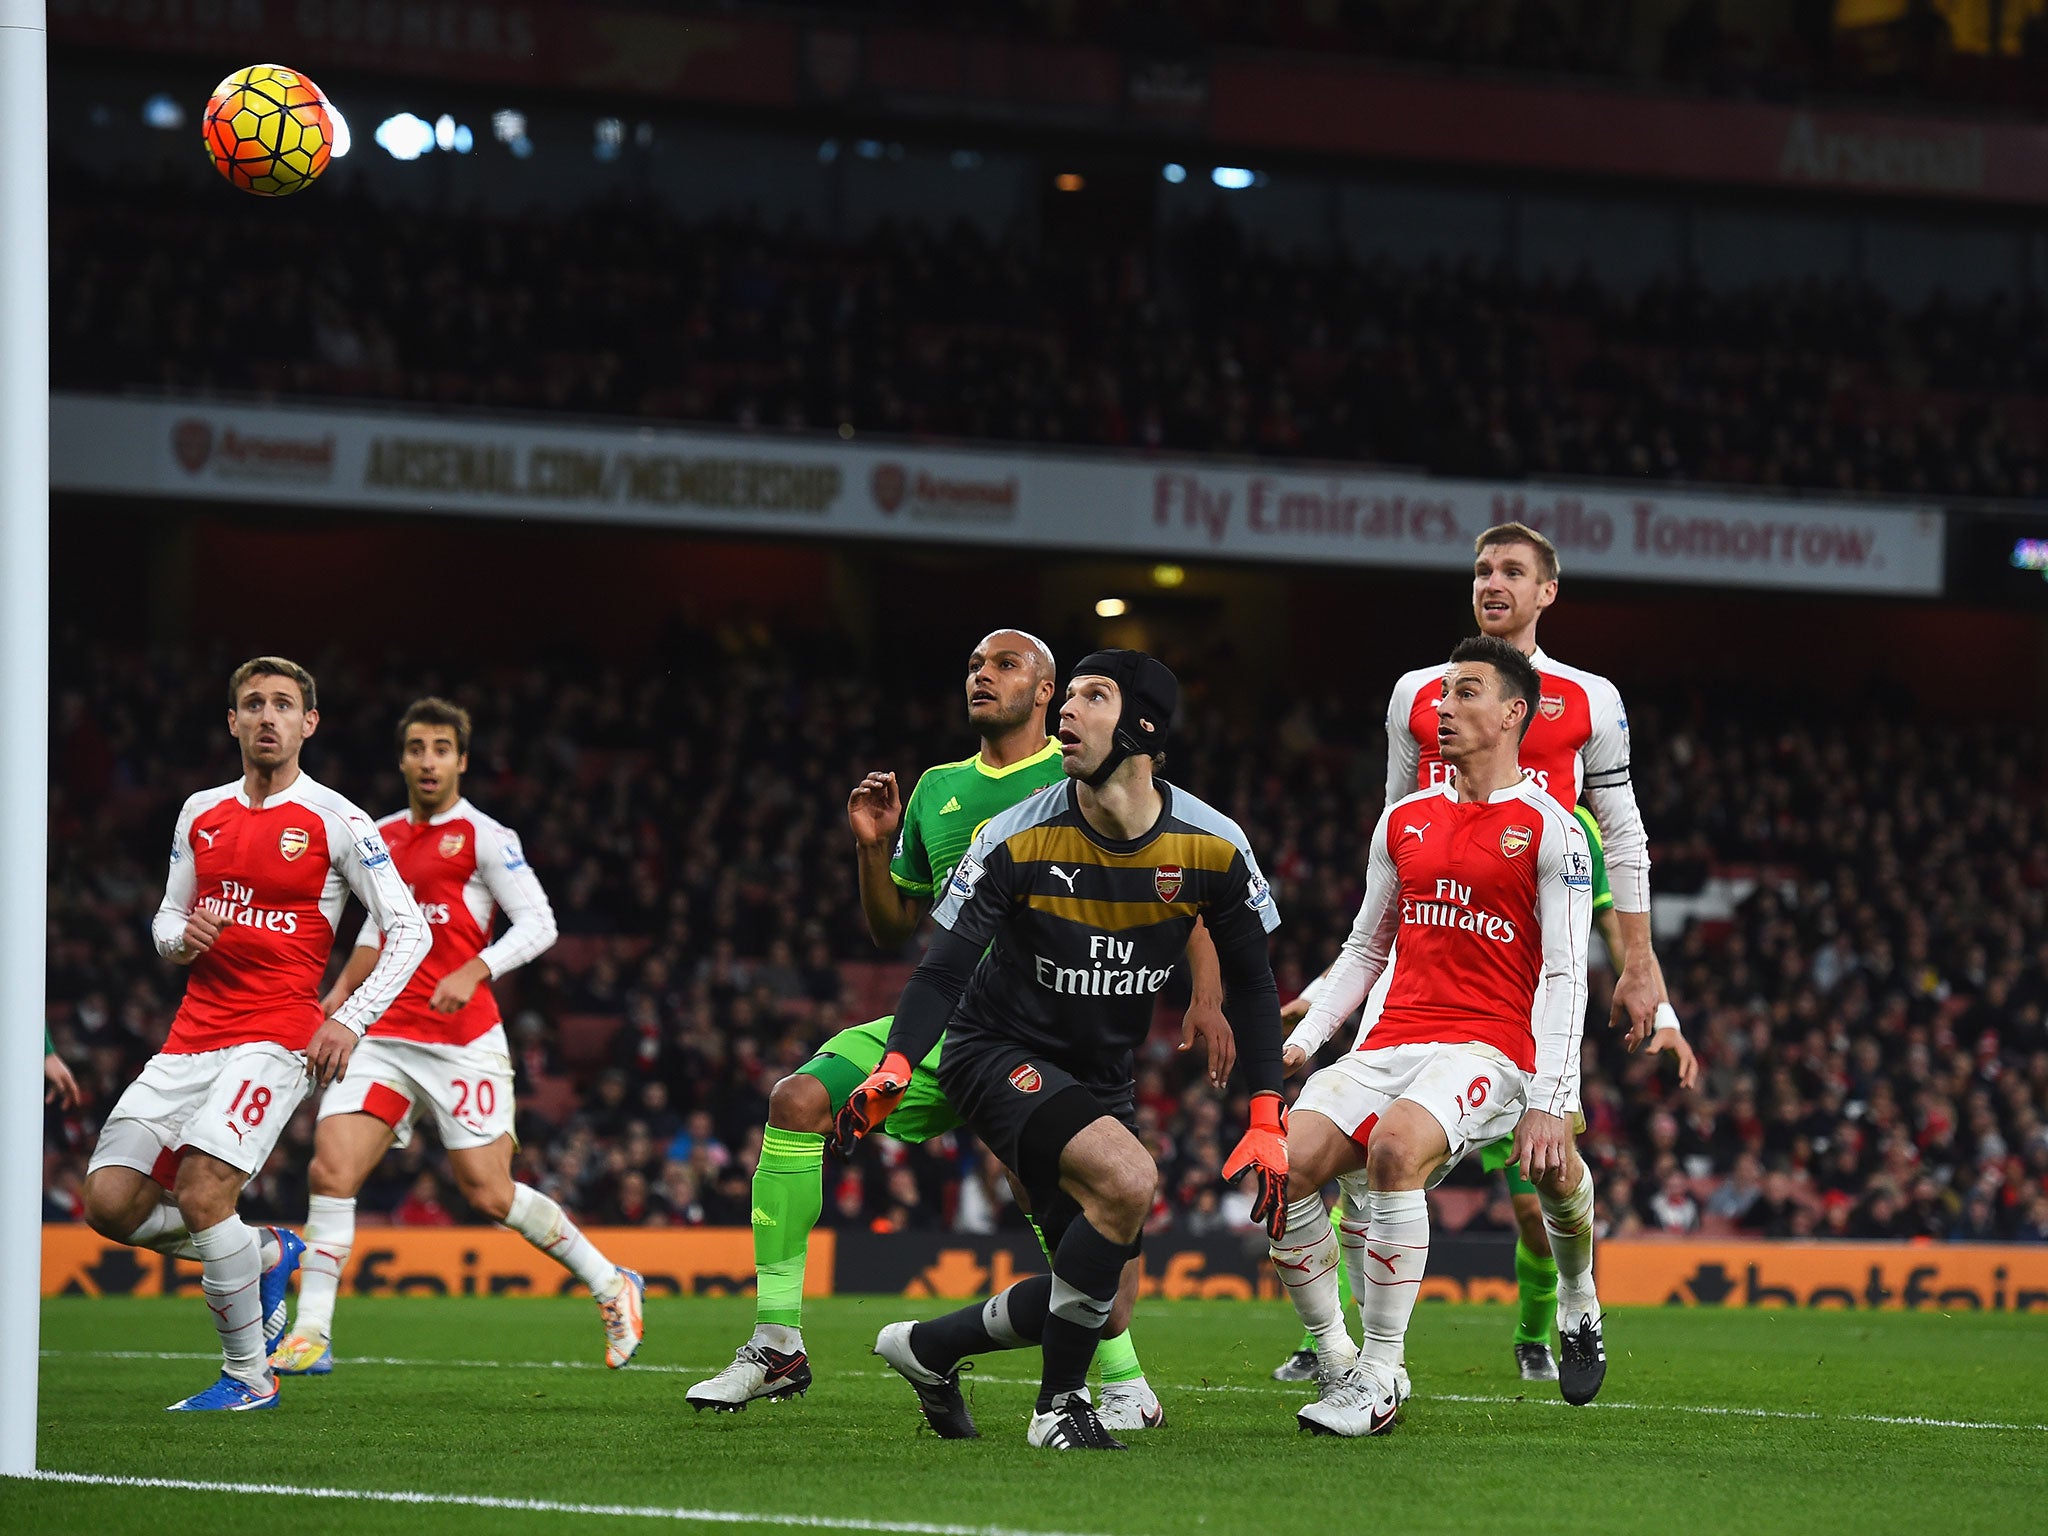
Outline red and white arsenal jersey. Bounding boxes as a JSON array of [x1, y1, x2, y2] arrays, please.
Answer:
[[1384, 645, 1648, 913], [151, 773, 428, 1054], [1295, 779, 1592, 1115], [358, 798, 557, 1046]]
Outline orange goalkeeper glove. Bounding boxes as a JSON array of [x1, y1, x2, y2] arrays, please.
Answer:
[[1223, 1092, 1290, 1240], [830, 1050, 914, 1159]]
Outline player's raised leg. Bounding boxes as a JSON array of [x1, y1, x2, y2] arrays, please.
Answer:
[[448, 1132, 641, 1367], [1533, 1139, 1604, 1405]]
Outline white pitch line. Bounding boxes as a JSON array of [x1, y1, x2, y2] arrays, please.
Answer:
[[5, 1471, 1128, 1536], [41, 1350, 2048, 1434]]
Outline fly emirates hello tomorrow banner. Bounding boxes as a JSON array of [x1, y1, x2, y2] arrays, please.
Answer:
[[53, 394, 1945, 597]]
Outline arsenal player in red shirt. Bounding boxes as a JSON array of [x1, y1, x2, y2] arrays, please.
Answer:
[[1267, 636, 1606, 1437], [83, 657, 429, 1412], [1278, 520, 1688, 1388], [269, 697, 644, 1377]]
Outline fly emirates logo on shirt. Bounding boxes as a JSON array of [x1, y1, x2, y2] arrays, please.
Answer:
[[1425, 759, 1554, 797], [1402, 876, 1520, 945], [1034, 934, 1175, 997], [201, 878, 301, 934]]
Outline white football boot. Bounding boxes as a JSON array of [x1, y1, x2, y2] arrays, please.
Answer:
[[1096, 1375, 1165, 1431], [1297, 1362, 1402, 1437]]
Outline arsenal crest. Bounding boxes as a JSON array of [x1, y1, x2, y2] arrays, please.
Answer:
[[1539, 693, 1566, 721], [1154, 864, 1184, 902], [278, 826, 310, 862], [439, 832, 467, 858], [1008, 1063, 1042, 1094], [871, 462, 907, 513], [1500, 825, 1532, 858]]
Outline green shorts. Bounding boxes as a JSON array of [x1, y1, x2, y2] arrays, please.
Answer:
[[1479, 1136, 1538, 1197], [796, 1016, 960, 1145]]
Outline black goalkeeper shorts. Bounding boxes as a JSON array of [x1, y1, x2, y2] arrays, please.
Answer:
[[936, 1031, 1139, 1207]]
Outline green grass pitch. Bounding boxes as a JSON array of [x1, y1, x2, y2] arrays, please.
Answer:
[[5, 1295, 2043, 1535]]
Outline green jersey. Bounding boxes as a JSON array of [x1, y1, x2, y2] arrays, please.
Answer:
[[1571, 804, 1615, 913], [889, 737, 1065, 901]]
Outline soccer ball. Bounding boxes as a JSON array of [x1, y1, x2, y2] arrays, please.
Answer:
[[202, 65, 334, 197]]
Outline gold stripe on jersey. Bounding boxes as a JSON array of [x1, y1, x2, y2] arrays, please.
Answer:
[[1003, 826, 1240, 874], [1024, 895, 1204, 931]]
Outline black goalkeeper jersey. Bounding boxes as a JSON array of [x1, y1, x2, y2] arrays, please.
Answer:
[[886, 778, 1286, 1094]]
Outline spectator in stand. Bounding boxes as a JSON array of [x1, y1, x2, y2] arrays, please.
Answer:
[[394, 1172, 456, 1227]]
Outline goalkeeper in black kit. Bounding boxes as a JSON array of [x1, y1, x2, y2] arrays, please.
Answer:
[[832, 650, 1291, 1451]]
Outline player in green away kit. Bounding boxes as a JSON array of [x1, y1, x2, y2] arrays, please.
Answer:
[[689, 630, 1231, 1429], [1271, 801, 1696, 1383]]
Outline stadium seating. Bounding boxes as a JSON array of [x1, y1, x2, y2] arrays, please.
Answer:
[[51, 191, 2047, 502]]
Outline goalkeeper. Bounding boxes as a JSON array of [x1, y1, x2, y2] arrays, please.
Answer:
[[841, 650, 1289, 1450], [688, 631, 1232, 1433]]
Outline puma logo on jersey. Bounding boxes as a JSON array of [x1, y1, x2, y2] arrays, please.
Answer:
[[1048, 865, 1079, 894], [196, 828, 221, 848], [1402, 822, 1430, 843], [938, 796, 963, 815]]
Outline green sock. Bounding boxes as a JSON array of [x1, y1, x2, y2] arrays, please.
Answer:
[[1333, 1206, 1354, 1311], [1095, 1328, 1145, 1385], [752, 1128, 825, 1329], [1514, 1238, 1559, 1347], [1027, 1214, 1052, 1262]]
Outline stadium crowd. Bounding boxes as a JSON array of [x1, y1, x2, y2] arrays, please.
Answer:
[[54, 190, 2048, 503], [38, 634, 2048, 1244], [709, 0, 2048, 118]]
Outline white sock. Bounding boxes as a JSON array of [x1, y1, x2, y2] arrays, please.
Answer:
[[1335, 1172, 1370, 1307], [1356, 1187, 1430, 1370], [1271, 1194, 1353, 1369], [751, 1323, 803, 1353], [1539, 1168, 1600, 1327], [126, 1199, 200, 1261], [507, 1183, 619, 1295], [191, 1215, 269, 1388], [294, 1194, 355, 1340]]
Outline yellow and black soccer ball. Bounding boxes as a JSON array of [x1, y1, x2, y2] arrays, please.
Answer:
[[202, 65, 334, 197]]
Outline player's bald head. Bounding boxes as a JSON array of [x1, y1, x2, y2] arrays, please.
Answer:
[[975, 629, 1056, 684]]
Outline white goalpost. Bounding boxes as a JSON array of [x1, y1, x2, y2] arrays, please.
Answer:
[[0, 0, 49, 1479]]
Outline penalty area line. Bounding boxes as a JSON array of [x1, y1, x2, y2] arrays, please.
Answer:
[[9, 1470, 1138, 1536]]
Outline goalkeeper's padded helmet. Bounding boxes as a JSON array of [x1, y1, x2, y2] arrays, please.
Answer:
[[1068, 649, 1178, 788]]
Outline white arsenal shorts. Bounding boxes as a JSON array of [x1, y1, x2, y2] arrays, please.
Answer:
[[1293, 1041, 1528, 1187], [89, 1041, 310, 1184], [317, 1025, 515, 1152]]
